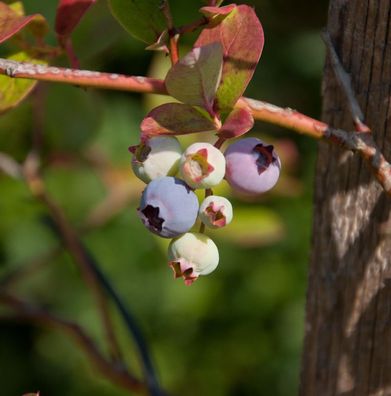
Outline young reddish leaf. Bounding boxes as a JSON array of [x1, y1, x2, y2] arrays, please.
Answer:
[[199, 4, 235, 27], [0, 52, 46, 114], [108, 0, 166, 45], [55, 0, 96, 37], [195, 5, 264, 112], [141, 103, 217, 141], [218, 106, 254, 138], [0, 2, 48, 44], [165, 43, 223, 113]]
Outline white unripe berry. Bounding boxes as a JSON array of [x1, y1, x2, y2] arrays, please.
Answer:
[[131, 136, 182, 183], [168, 232, 219, 285]]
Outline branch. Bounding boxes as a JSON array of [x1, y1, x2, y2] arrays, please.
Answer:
[[21, 153, 163, 396], [0, 58, 166, 94], [0, 58, 390, 196], [0, 292, 144, 393], [44, 216, 164, 396], [22, 152, 124, 365]]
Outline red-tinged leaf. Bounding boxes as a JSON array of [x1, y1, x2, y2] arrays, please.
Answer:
[[0, 52, 46, 114], [200, 4, 235, 27], [165, 43, 223, 113], [141, 103, 217, 141], [55, 0, 96, 37], [0, 2, 48, 44], [195, 5, 264, 112], [218, 106, 254, 138]]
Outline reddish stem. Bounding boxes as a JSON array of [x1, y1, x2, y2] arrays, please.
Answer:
[[1, 59, 391, 197]]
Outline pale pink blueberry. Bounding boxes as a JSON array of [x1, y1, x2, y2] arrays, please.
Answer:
[[130, 136, 182, 183], [168, 232, 219, 285], [225, 137, 281, 195], [199, 195, 233, 229], [180, 142, 226, 189]]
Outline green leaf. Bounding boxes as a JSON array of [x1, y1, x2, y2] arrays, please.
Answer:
[[140, 103, 217, 140], [0, 52, 46, 114], [195, 5, 264, 112], [108, 0, 166, 45], [165, 43, 223, 113]]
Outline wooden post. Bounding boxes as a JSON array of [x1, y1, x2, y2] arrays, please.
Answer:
[[300, 1, 391, 395]]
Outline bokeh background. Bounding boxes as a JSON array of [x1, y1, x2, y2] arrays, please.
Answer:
[[0, 0, 329, 395]]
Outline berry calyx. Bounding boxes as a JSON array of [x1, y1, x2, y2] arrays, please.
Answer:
[[199, 195, 233, 228], [180, 142, 226, 189]]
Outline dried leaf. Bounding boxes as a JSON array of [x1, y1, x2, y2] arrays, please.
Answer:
[[108, 0, 166, 45], [0, 52, 46, 114], [165, 43, 223, 113], [55, 0, 96, 37], [141, 103, 216, 140], [218, 106, 254, 138], [195, 4, 264, 111], [0, 2, 48, 44]]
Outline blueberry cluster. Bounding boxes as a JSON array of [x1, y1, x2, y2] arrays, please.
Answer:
[[130, 136, 281, 285]]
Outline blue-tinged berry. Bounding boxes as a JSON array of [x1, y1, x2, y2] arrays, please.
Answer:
[[168, 232, 219, 285], [130, 136, 182, 183], [138, 177, 199, 238], [225, 137, 281, 195], [180, 142, 225, 189], [199, 195, 233, 229]]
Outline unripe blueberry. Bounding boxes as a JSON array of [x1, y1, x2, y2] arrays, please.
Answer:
[[138, 177, 199, 238], [168, 232, 219, 285], [225, 137, 281, 195], [130, 136, 182, 183], [199, 195, 233, 229], [180, 142, 226, 189]]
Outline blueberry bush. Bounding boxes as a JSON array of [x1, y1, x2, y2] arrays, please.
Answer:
[[5, 0, 389, 395]]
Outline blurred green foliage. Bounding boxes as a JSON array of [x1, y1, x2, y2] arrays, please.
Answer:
[[0, 0, 328, 395]]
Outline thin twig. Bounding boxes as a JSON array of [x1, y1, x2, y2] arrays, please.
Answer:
[[177, 17, 209, 35], [160, 0, 179, 64], [0, 58, 166, 94], [0, 246, 62, 288], [321, 31, 370, 132], [22, 152, 124, 365], [43, 216, 164, 396], [0, 292, 144, 393], [0, 58, 390, 196], [58, 36, 80, 69]]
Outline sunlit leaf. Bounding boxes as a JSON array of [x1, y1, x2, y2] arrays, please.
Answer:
[[108, 0, 166, 45], [55, 0, 96, 37], [0, 1, 48, 44], [195, 5, 264, 112], [218, 106, 253, 138], [165, 43, 223, 113], [0, 52, 46, 114], [140, 103, 216, 140]]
